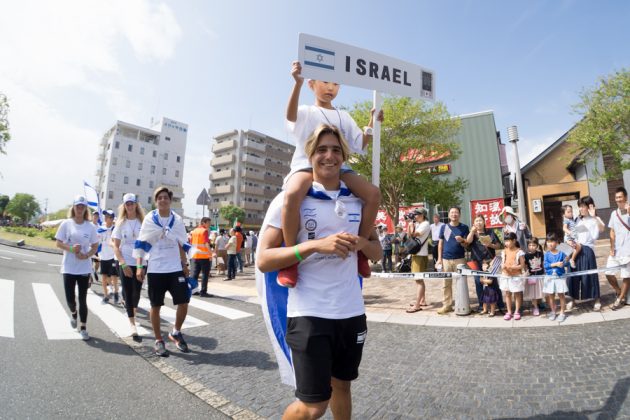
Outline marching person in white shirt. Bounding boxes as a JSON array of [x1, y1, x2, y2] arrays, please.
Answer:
[[134, 187, 192, 357], [98, 209, 119, 304], [55, 195, 99, 341], [258, 124, 382, 420]]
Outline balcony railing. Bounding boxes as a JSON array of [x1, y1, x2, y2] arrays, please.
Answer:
[[209, 169, 233, 180], [212, 139, 236, 153], [211, 154, 235, 166]]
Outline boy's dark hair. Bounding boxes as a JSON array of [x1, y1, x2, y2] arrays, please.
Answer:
[[153, 186, 173, 201], [616, 186, 628, 197], [546, 232, 559, 242]]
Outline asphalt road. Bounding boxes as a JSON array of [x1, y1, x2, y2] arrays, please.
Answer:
[[3, 243, 630, 419], [0, 244, 228, 420]]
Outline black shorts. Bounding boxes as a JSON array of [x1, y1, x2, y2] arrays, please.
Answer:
[[100, 259, 117, 276], [147, 271, 189, 307], [285, 315, 367, 403]]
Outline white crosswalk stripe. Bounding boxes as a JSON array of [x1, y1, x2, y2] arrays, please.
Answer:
[[137, 297, 208, 330], [86, 290, 150, 338], [181, 296, 253, 320], [0, 279, 15, 338], [32, 283, 81, 340]]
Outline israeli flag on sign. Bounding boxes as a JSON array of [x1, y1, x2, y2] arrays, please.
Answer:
[[303, 45, 335, 71]]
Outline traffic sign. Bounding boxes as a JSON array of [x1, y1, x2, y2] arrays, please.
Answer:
[[196, 188, 210, 206], [298, 33, 435, 100]]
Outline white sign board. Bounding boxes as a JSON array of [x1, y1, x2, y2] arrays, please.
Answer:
[[298, 33, 435, 100]]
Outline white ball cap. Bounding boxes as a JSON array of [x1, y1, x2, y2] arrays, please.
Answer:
[[123, 193, 137, 203]]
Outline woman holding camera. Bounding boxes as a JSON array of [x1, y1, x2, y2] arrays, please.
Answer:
[[407, 209, 431, 313]]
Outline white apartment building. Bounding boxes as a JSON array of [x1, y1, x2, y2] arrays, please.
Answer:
[[95, 117, 188, 214], [209, 129, 295, 227]]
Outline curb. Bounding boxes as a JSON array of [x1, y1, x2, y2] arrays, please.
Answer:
[[0, 237, 62, 255]]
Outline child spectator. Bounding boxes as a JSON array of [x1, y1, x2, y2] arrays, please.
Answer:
[[524, 237, 544, 316], [278, 61, 383, 288], [562, 205, 582, 269], [543, 232, 570, 322], [500, 232, 525, 321]]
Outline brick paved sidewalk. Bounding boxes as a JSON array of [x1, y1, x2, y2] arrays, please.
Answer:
[[205, 240, 630, 328]]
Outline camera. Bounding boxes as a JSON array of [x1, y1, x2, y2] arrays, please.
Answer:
[[404, 212, 415, 220]]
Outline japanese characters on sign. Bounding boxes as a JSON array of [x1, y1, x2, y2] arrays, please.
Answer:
[[470, 198, 505, 228], [375, 205, 426, 233]]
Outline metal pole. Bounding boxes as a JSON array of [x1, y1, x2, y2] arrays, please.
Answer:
[[508, 126, 527, 222], [371, 91, 382, 187]]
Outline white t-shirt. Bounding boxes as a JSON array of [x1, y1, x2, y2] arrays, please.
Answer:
[[111, 218, 142, 266], [55, 219, 99, 275], [98, 226, 115, 261], [430, 222, 444, 242], [216, 235, 227, 251], [285, 105, 365, 177], [264, 182, 365, 319], [141, 212, 186, 274], [414, 220, 431, 256], [609, 209, 630, 257], [575, 216, 601, 249]]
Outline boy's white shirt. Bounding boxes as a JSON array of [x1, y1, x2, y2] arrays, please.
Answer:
[[285, 105, 365, 182]]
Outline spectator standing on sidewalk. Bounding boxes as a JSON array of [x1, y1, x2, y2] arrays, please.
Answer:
[[250, 230, 258, 266], [190, 217, 213, 297], [430, 213, 444, 270], [607, 187, 630, 310], [225, 228, 238, 281], [234, 226, 245, 273], [501, 206, 532, 250], [467, 214, 503, 312], [215, 229, 228, 276], [436, 207, 470, 315], [378, 225, 393, 272], [407, 208, 431, 313], [392, 225, 406, 265]]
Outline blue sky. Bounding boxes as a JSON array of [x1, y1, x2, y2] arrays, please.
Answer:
[[0, 0, 628, 216]]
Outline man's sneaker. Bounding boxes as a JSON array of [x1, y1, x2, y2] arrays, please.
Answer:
[[113, 293, 120, 305], [70, 315, 78, 329], [199, 291, 213, 298], [557, 313, 567, 323], [277, 263, 298, 288], [168, 332, 190, 353], [154, 340, 169, 357], [79, 329, 90, 341], [358, 251, 371, 278], [547, 312, 557, 321], [101, 296, 109, 304]]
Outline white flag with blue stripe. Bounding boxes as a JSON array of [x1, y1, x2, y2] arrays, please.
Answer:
[[83, 180, 102, 225], [303, 44, 335, 71]]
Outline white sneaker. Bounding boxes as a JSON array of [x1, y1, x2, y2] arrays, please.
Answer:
[[570, 260, 576, 269], [79, 329, 90, 341], [566, 301, 574, 311]]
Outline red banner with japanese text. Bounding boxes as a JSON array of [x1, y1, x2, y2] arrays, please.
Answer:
[[375, 204, 426, 233], [470, 198, 504, 228]]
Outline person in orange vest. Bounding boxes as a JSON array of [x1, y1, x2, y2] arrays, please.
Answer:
[[190, 217, 213, 297]]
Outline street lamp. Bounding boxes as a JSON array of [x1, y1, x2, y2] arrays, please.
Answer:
[[507, 126, 527, 222]]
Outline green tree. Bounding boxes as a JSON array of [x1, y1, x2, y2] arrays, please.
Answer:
[[0, 93, 10, 155], [568, 68, 630, 181], [0, 194, 9, 215], [49, 207, 71, 220], [5, 193, 41, 223], [349, 97, 467, 224], [219, 204, 245, 226]]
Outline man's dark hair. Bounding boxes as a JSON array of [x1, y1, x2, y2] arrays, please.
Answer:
[[616, 186, 628, 198], [449, 206, 461, 214], [153, 186, 173, 201], [200, 217, 211, 224]]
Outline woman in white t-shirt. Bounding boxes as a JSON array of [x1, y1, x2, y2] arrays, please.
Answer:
[[112, 193, 145, 340], [55, 195, 99, 341]]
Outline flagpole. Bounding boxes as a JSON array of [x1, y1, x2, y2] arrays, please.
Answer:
[[371, 91, 382, 187]]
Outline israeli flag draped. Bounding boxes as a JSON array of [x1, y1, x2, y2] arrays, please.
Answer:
[[133, 210, 196, 260]]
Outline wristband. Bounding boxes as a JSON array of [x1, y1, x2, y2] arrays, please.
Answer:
[[137, 265, 144, 269], [293, 245, 303, 262], [69, 245, 73, 253], [121, 263, 127, 269]]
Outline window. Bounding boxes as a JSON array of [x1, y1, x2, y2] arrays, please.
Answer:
[[150, 165, 155, 174], [101, 191, 104, 199], [124, 176, 129, 185], [115, 141, 120, 149], [175, 170, 180, 178], [152, 150, 157, 158], [138, 163, 143, 170], [162, 168, 166, 175], [112, 157, 117, 166], [136, 179, 141, 186], [176, 156, 181, 163], [108, 191, 114, 199], [148, 197, 151, 204], [110, 173, 115, 182], [125, 160, 130, 168], [164, 153, 168, 160], [149, 181, 154, 188], [165, 136, 171, 141], [107, 143, 110, 150], [140, 147, 145, 155], [128, 144, 133, 152]]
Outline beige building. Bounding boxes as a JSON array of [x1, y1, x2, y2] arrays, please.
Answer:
[[521, 126, 628, 238], [209, 129, 295, 227]]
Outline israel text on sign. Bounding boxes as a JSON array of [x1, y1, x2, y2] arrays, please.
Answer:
[[298, 33, 435, 100]]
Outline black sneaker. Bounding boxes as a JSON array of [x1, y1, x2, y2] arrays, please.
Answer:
[[199, 291, 213, 298], [168, 332, 190, 353], [154, 340, 169, 357]]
